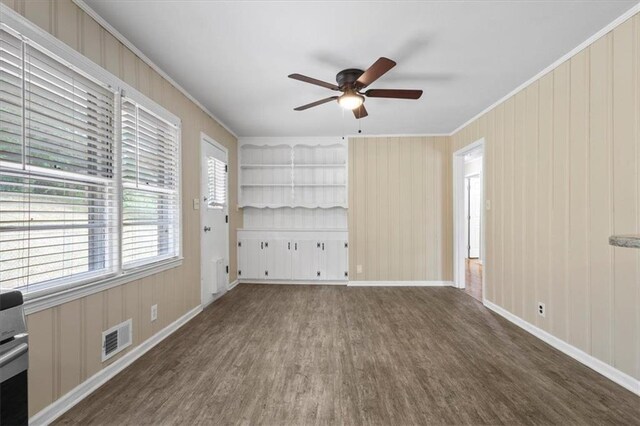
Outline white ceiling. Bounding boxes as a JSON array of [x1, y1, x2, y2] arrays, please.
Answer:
[[85, 0, 638, 137]]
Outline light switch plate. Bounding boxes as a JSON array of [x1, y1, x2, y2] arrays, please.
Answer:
[[356, 265, 363, 274], [193, 198, 200, 210], [485, 200, 491, 210], [151, 304, 158, 322]]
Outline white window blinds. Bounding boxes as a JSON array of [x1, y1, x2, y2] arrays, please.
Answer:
[[206, 156, 226, 209], [0, 26, 118, 291], [121, 98, 179, 268]]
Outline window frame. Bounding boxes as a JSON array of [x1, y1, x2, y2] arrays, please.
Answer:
[[0, 6, 182, 311]]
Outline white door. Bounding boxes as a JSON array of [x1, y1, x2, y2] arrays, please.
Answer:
[[291, 240, 318, 280], [200, 136, 229, 306], [467, 175, 481, 259]]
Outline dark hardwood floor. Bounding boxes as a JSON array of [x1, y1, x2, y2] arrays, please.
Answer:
[[56, 284, 640, 425], [465, 258, 483, 302]]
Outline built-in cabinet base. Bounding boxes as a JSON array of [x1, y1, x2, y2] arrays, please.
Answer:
[[237, 229, 348, 282]]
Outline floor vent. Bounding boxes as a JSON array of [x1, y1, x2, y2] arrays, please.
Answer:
[[101, 319, 132, 362]]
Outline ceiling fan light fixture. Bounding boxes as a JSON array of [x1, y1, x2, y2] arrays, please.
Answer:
[[337, 91, 364, 110]]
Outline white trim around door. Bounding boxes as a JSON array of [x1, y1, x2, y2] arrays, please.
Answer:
[[452, 138, 486, 300]]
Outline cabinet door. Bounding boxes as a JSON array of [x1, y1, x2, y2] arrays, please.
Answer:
[[238, 239, 265, 280], [291, 240, 319, 280], [319, 240, 348, 280], [265, 240, 292, 280]]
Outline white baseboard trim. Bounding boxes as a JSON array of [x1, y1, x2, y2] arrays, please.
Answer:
[[30, 305, 203, 426], [348, 280, 454, 287], [226, 279, 239, 291], [483, 300, 640, 397], [238, 279, 347, 285]]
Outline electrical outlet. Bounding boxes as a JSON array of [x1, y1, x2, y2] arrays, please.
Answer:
[[151, 304, 158, 322], [537, 302, 545, 317], [356, 264, 363, 274]]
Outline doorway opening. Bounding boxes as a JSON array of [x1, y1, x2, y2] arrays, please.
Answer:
[[200, 133, 229, 307], [453, 139, 484, 302]]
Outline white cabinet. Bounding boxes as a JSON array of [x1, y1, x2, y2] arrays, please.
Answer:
[[237, 239, 265, 280], [265, 240, 292, 280], [319, 240, 349, 280], [291, 240, 319, 280], [237, 230, 348, 282]]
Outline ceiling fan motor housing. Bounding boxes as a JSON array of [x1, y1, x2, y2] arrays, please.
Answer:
[[336, 68, 365, 90]]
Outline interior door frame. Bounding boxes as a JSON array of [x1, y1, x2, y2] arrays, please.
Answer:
[[200, 132, 229, 307], [452, 138, 485, 298], [466, 173, 481, 259]]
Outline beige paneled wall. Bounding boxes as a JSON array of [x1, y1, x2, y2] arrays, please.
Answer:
[[451, 14, 640, 380], [1, 0, 241, 416], [348, 136, 452, 281]]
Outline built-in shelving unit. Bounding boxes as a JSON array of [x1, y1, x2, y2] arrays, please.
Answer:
[[239, 138, 348, 208], [237, 137, 348, 284]]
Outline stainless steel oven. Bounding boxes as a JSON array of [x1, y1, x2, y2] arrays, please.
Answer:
[[0, 290, 28, 426]]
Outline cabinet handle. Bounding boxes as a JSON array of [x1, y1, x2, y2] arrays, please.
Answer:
[[265, 242, 268, 248], [261, 242, 263, 249], [288, 242, 290, 250], [295, 243, 297, 250], [322, 243, 325, 251]]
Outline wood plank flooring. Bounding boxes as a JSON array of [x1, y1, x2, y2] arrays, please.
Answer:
[[56, 284, 640, 425]]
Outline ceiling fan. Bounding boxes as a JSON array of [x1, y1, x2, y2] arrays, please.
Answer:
[[288, 57, 423, 119]]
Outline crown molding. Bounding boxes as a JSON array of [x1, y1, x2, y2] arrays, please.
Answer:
[[72, 0, 238, 139], [448, 1, 640, 136]]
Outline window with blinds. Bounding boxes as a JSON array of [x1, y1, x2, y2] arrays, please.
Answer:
[[0, 25, 118, 292], [121, 98, 179, 268], [206, 156, 226, 209]]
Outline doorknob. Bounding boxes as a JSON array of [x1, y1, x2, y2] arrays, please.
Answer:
[[203, 226, 211, 232]]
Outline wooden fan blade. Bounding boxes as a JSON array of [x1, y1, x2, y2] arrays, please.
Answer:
[[353, 104, 368, 119], [294, 96, 339, 111], [288, 73, 340, 91], [355, 57, 396, 88], [364, 89, 423, 99]]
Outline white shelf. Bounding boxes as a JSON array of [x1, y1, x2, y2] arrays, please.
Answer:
[[293, 163, 345, 168], [241, 183, 292, 187], [239, 203, 348, 209], [294, 184, 345, 187], [239, 142, 347, 209], [240, 164, 293, 168]]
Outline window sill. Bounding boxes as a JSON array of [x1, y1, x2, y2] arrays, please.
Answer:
[[23, 257, 183, 315]]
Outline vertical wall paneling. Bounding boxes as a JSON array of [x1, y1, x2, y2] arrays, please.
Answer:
[[26, 309, 55, 416], [451, 14, 640, 380], [523, 84, 539, 324], [502, 98, 515, 314], [537, 73, 553, 330], [568, 49, 591, 353], [612, 17, 639, 378], [348, 136, 452, 282], [551, 62, 571, 342], [513, 91, 526, 319], [589, 34, 613, 364], [58, 299, 82, 397]]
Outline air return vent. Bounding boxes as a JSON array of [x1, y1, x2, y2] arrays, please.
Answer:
[[101, 319, 132, 362]]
